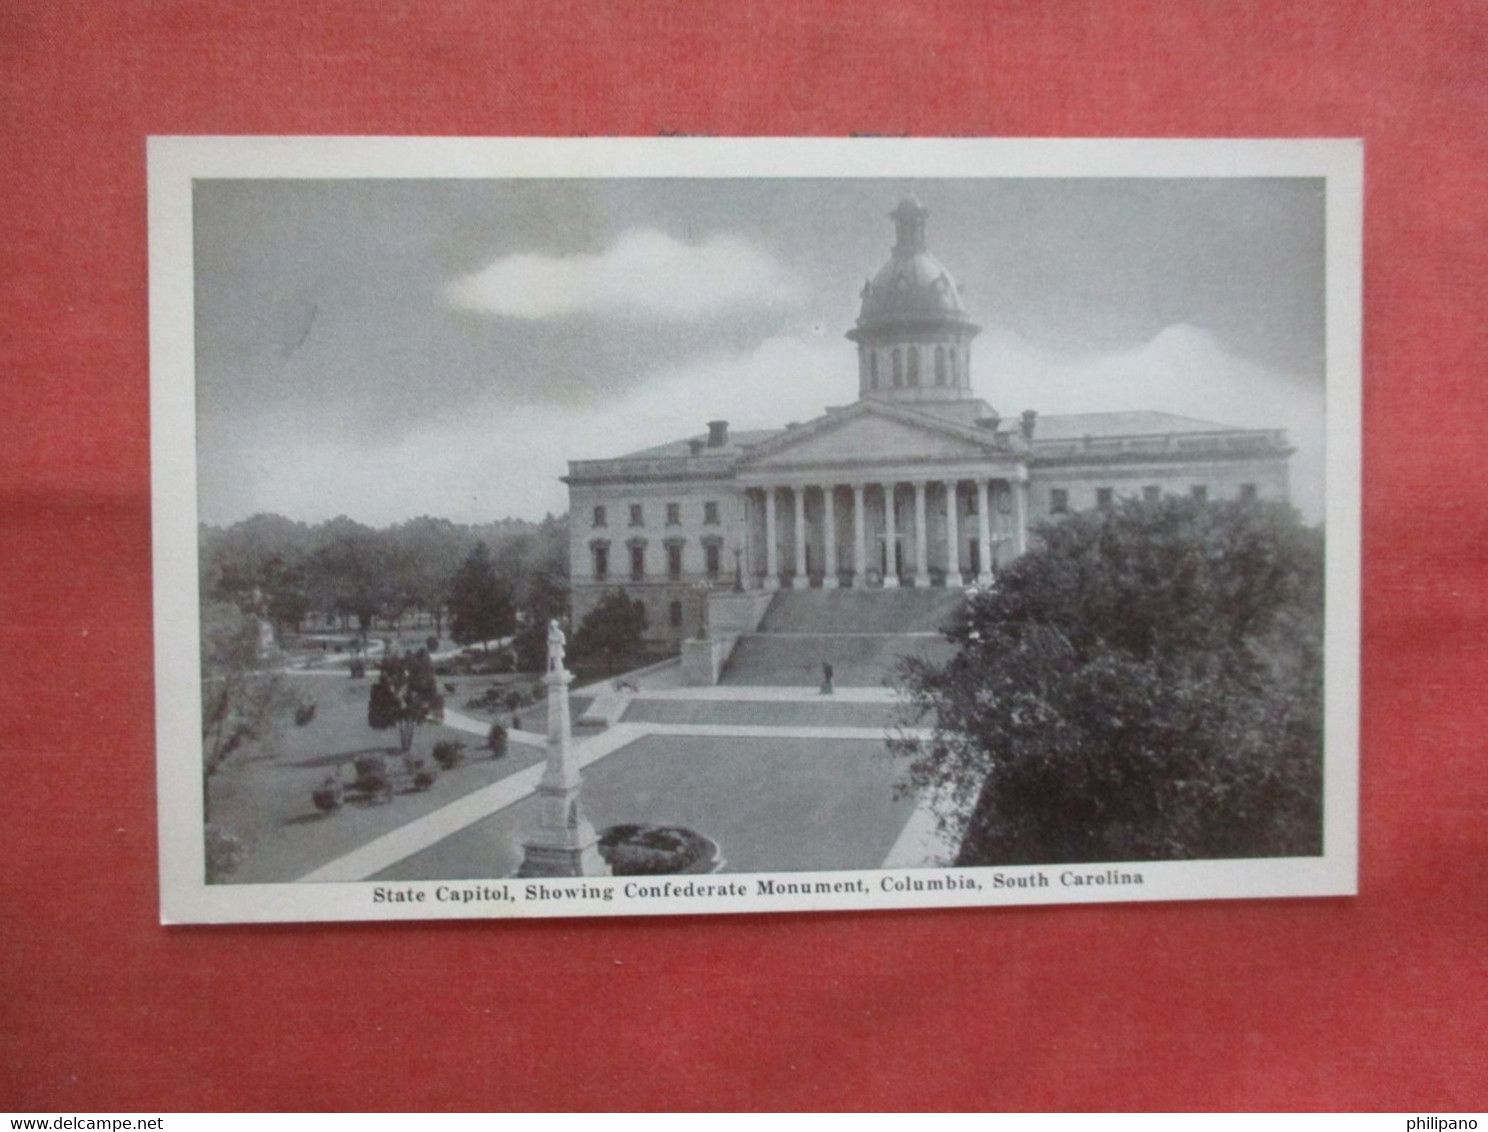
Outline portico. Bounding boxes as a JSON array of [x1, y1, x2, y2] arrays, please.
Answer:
[[739, 460, 1028, 592]]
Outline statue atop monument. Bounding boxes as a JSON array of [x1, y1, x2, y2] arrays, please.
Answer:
[[547, 619, 566, 673]]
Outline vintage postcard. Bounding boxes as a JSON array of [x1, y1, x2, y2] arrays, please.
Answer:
[[150, 137, 1361, 923]]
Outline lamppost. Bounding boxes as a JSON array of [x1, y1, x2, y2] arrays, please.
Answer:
[[691, 580, 712, 640]]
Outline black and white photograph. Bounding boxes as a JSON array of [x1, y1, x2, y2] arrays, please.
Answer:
[[150, 137, 1361, 923]]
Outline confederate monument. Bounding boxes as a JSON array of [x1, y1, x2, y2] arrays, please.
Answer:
[[516, 621, 608, 877]]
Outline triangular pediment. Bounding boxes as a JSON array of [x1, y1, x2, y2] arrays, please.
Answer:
[[739, 401, 1000, 471]]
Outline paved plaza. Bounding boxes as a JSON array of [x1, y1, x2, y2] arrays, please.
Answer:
[[275, 671, 946, 884]]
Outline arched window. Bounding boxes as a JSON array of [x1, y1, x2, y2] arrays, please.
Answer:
[[870, 351, 879, 391], [892, 348, 903, 387], [934, 345, 947, 385], [908, 345, 920, 386]]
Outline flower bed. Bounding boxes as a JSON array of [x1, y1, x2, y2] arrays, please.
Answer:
[[597, 824, 720, 876]]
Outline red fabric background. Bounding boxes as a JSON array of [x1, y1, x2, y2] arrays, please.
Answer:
[[1, 1, 1484, 1112]]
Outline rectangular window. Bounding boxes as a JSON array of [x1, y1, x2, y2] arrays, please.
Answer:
[[705, 543, 721, 579], [1096, 487, 1114, 510], [668, 600, 683, 628], [1050, 488, 1069, 515], [966, 492, 978, 516], [630, 544, 645, 580], [629, 504, 644, 527], [592, 505, 607, 527], [703, 501, 720, 525], [1191, 485, 1208, 503], [666, 502, 681, 526], [1142, 485, 1160, 503], [667, 544, 683, 580], [593, 546, 608, 580], [1240, 483, 1258, 502]]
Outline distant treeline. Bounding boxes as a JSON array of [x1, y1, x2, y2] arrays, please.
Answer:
[[200, 512, 569, 641]]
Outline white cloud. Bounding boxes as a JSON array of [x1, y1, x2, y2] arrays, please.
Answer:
[[445, 228, 804, 321]]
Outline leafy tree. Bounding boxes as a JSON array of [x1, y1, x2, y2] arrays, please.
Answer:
[[201, 601, 303, 822], [892, 497, 1324, 866], [367, 648, 445, 752], [572, 588, 648, 675], [447, 541, 516, 652], [307, 517, 387, 640]]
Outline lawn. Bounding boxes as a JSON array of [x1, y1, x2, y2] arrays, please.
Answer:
[[371, 733, 917, 881], [208, 672, 546, 883]]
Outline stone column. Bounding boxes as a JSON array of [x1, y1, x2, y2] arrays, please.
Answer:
[[517, 623, 607, 877], [882, 482, 899, 588], [1013, 477, 1029, 557], [822, 486, 839, 589], [976, 480, 993, 585], [764, 487, 780, 591], [851, 483, 867, 588], [944, 479, 960, 585], [792, 485, 808, 589], [913, 481, 930, 588]]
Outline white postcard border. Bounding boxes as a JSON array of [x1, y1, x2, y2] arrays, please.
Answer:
[[150, 136, 1362, 925]]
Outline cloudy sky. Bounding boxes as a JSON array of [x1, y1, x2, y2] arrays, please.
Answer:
[[194, 176, 1326, 526]]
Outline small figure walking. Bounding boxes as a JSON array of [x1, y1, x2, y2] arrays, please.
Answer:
[[820, 661, 835, 695]]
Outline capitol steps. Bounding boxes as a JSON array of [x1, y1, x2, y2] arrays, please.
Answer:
[[754, 585, 968, 636], [717, 586, 965, 687]]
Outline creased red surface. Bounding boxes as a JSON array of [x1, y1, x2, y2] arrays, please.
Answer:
[[1, 1, 1485, 1112]]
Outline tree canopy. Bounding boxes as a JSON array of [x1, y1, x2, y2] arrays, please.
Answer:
[[446, 541, 516, 651], [892, 497, 1325, 866], [367, 648, 445, 752], [200, 600, 303, 820], [199, 512, 568, 644], [572, 588, 648, 674]]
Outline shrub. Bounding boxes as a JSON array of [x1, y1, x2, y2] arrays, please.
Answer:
[[426, 635, 440, 654], [349, 659, 367, 679], [403, 755, 437, 792], [504, 689, 527, 714], [311, 776, 343, 813], [488, 723, 508, 759], [294, 702, 318, 727], [205, 825, 246, 883], [431, 740, 467, 770], [351, 754, 393, 803]]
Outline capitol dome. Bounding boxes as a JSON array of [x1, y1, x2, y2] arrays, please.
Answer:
[[856, 197, 976, 326], [847, 197, 981, 405]]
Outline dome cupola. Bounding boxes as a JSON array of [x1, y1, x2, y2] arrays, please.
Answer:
[[847, 197, 981, 405]]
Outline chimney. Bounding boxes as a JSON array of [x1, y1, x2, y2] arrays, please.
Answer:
[[1020, 409, 1038, 440], [687, 438, 705, 456], [707, 420, 729, 448], [976, 412, 1001, 433]]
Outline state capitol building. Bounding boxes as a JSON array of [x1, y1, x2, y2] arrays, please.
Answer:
[[564, 197, 1293, 644]]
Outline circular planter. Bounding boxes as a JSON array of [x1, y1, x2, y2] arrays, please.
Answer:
[[598, 824, 722, 876]]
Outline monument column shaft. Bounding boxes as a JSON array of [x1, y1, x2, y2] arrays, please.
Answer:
[[823, 486, 839, 589], [764, 487, 779, 590], [1013, 479, 1029, 556], [976, 480, 993, 582], [518, 624, 606, 878], [913, 481, 930, 586], [792, 486, 809, 589], [882, 482, 898, 588], [852, 484, 867, 588], [944, 480, 960, 584]]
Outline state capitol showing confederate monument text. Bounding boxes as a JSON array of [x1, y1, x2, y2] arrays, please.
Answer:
[[149, 137, 1362, 924]]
